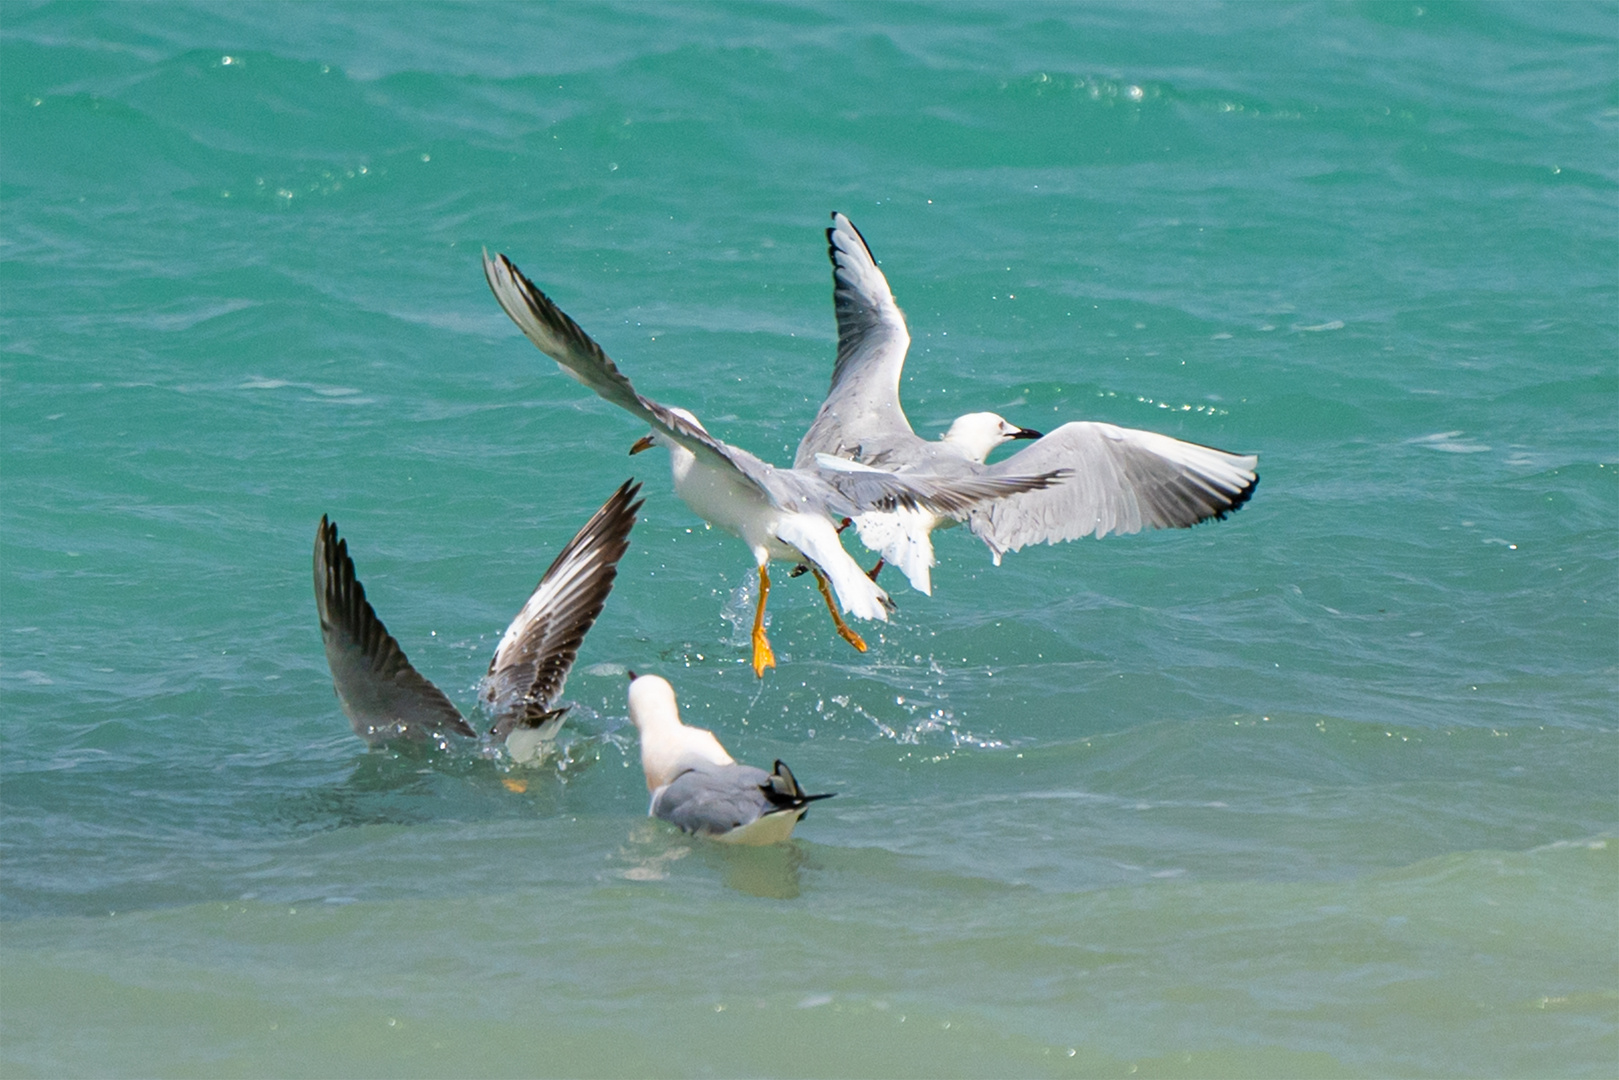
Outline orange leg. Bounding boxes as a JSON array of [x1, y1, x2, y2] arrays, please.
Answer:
[[751, 564, 776, 677], [811, 568, 868, 653], [833, 518, 883, 581]]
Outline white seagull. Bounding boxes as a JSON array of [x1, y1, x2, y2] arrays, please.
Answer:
[[482, 250, 1061, 677], [627, 673, 832, 845], [314, 480, 641, 760], [795, 212, 1261, 596]]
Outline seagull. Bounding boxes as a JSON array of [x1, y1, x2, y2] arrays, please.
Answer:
[[626, 673, 833, 845], [795, 212, 1260, 595], [314, 480, 641, 760], [482, 250, 1062, 677]]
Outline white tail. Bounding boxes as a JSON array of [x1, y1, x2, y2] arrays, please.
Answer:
[[853, 506, 936, 596], [772, 512, 892, 621]]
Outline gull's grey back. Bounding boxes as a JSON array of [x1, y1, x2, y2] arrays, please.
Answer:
[[652, 761, 779, 837]]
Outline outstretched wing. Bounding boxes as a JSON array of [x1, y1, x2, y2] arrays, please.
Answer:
[[814, 452, 1066, 519], [970, 423, 1259, 560], [483, 250, 777, 497], [794, 212, 926, 469], [313, 517, 476, 746], [482, 480, 643, 741]]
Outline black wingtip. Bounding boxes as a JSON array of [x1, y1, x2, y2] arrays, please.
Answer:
[[316, 514, 339, 556], [613, 476, 647, 520], [1160, 437, 1260, 525], [1209, 472, 1259, 522], [826, 211, 875, 268], [765, 759, 836, 807]]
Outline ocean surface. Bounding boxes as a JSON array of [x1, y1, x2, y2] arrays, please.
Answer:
[[2, 3, 1615, 1076]]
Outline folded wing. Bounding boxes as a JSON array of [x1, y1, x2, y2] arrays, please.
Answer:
[[482, 480, 643, 741], [971, 423, 1259, 560], [652, 759, 834, 844], [314, 517, 476, 746]]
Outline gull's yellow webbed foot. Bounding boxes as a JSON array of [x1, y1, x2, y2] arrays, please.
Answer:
[[751, 564, 776, 677], [812, 568, 868, 653]]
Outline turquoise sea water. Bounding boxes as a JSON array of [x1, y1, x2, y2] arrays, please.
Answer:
[[2, 2, 1616, 1076]]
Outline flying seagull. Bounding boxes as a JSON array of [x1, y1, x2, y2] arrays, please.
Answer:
[[795, 212, 1260, 595], [314, 480, 641, 760], [482, 250, 1061, 677], [627, 673, 832, 845]]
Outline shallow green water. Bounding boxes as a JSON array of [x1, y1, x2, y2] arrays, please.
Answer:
[[2, 2, 1615, 1076]]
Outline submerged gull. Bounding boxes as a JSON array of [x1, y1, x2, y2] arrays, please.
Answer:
[[314, 480, 641, 759], [796, 212, 1260, 595], [483, 251, 1061, 677], [627, 673, 832, 845]]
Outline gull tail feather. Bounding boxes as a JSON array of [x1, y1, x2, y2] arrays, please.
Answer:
[[772, 512, 892, 622], [851, 507, 935, 595]]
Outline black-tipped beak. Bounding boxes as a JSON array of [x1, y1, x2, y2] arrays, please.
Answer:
[[626, 669, 638, 681], [1012, 426, 1043, 441], [629, 434, 655, 456]]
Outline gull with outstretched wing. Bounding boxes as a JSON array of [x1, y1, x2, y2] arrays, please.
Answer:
[[796, 212, 1259, 595], [482, 251, 1060, 677], [314, 480, 641, 759]]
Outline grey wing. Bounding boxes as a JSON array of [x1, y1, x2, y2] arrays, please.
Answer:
[[793, 213, 926, 469], [481, 480, 643, 742], [813, 452, 1067, 519], [313, 517, 476, 746], [483, 251, 774, 497], [971, 423, 1259, 558], [652, 763, 776, 837]]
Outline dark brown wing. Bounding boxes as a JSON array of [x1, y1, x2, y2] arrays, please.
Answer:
[[313, 517, 475, 746], [481, 481, 642, 741]]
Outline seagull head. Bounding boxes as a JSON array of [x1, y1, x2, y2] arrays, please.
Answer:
[[629, 407, 708, 456], [627, 673, 735, 790], [942, 412, 1043, 463], [627, 673, 681, 733], [628, 673, 686, 792]]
